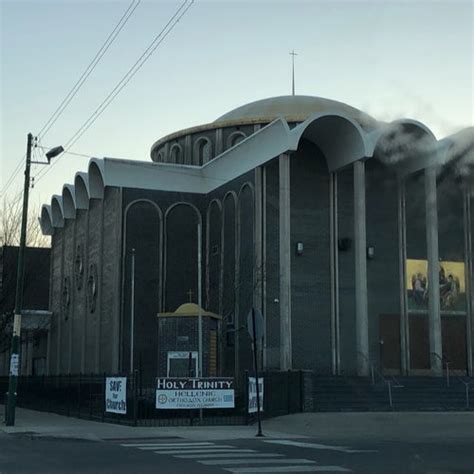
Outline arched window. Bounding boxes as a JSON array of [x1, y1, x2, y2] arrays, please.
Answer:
[[194, 137, 213, 165], [169, 144, 183, 164], [227, 131, 246, 149]]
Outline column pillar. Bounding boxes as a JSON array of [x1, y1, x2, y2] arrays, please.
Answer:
[[398, 179, 410, 375], [254, 167, 264, 369], [254, 167, 263, 311], [463, 187, 473, 376], [354, 160, 369, 376], [425, 166, 442, 375], [329, 172, 341, 374], [279, 153, 292, 370]]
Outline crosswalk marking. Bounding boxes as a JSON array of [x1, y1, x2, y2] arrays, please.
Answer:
[[156, 448, 257, 455], [139, 444, 235, 451], [224, 467, 351, 473], [175, 453, 284, 460], [118, 439, 353, 472], [199, 458, 316, 466], [121, 442, 213, 448], [263, 439, 377, 454]]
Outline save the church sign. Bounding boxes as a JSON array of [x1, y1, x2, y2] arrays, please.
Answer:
[[155, 378, 235, 409], [105, 377, 127, 414]]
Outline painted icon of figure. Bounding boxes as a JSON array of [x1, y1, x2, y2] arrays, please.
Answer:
[[442, 273, 460, 310], [412, 272, 427, 306]]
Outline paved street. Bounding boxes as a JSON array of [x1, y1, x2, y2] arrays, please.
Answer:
[[1, 407, 474, 473], [1, 431, 474, 473]]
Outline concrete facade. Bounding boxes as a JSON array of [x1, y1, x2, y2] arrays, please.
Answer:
[[40, 96, 474, 378]]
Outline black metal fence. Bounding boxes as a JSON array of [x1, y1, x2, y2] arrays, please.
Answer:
[[0, 370, 307, 427]]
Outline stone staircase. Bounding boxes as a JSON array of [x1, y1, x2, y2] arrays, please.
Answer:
[[312, 375, 473, 412]]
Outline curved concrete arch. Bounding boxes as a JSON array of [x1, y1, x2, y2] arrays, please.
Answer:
[[40, 204, 54, 235], [51, 195, 65, 228], [124, 198, 163, 221], [223, 190, 238, 206], [164, 201, 202, 223], [74, 172, 90, 210], [193, 136, 213, 165], [88, 160, 105, 199], [169, 143, 184, 164], [227, 131, 247, 149], [238, 181, 255, 198], [371, 119, 439, 176], [437, 127, 474, 183], [291, 112, 370, 172], [62, 184, 77, 219], [163, 201, 202, 311]]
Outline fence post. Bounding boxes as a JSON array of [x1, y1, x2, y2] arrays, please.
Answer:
[[78, 373, 82, 418], [67, 374, 71, 417], [89, 373, 93, 420], [102, 373, 106, 423], [287, 370, 291, 414], [388, 381, 393, 409], [133, 369, 139, 427], [446, 362, 450, 388], [244, 370, 249, 425], [466, 383, 470, 410], [299, 370, 304, 412]]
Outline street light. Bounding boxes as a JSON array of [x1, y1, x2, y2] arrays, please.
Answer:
[[5, 134, 62, 426]]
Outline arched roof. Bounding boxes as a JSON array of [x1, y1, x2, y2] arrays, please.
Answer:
[[215, 95, 378, 130]]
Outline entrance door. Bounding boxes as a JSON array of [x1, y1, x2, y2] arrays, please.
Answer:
[[409, 313, 430, 371], [379, 314, 401, 373], [442, 316, 467, 373]]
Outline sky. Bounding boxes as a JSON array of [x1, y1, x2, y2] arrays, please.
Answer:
[[1, 0, 473, 210]]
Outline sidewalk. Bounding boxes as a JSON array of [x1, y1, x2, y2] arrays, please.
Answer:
[[0, 405, 297, 441], [2, 405, 474, 443]]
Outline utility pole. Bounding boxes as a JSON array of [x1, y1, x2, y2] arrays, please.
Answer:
[[5, 133, 33, 426], [4, 134, 62, 426]]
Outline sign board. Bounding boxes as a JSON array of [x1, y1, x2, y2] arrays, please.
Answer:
[[9, 353, 19, 376], [156, 378, 235, 409], [167, 351, 198, 377], [105, 377, 127, 414], [248, 377, 264, 413], [247, 307, 264, 341]]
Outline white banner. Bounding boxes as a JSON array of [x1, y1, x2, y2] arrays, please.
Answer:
[[9, 353, 19, 376], [105, 377, 127, 414], [156, 378, 235, 409], [248, 377, 264, 413]]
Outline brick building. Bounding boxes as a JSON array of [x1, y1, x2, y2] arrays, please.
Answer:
[[0, 246, 51, 375], [39, 95, 473, 378]]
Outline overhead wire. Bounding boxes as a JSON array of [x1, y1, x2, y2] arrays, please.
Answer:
[[0, 0, 141, 197], [37, 0, 141, 140], [34, 0, 195, 186]]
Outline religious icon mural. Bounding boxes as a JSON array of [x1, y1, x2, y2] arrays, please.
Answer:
[[406, 259, 466, 313]]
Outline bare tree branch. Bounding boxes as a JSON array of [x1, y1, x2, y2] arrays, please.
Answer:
[[0, 195, 50, 248]]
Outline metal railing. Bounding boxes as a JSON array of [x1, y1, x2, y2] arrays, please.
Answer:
[[431, 352, 472, 409], [431, 352, 451, 387], [358, 352, 403, 409]]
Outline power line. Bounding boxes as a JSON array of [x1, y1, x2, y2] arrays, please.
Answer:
[[0, 0, 140, 197], [37, 0, 141, 140], [0, 157, 25, 197], [34, 0, 195, 186], [64, 0, 193, 152]]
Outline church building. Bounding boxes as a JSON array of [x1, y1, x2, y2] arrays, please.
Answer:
[[39, 95, 474, 379]]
